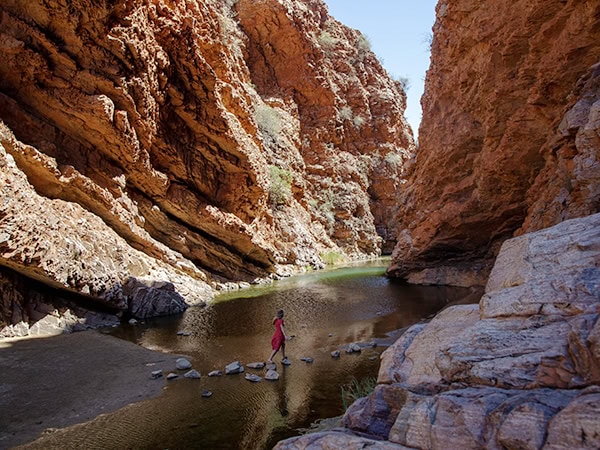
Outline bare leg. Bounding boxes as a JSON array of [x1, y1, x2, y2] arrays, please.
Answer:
[[281, 342, 286, 360], [267, 348, 279, 363]]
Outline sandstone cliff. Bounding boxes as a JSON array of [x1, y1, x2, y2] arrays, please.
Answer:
[[276, 213, 600, 449], [388, 0, 600, 286], [0, 0, 413, 335]]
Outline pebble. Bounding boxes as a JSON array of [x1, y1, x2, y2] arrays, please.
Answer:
[[208, 370, 223, 377], [176, 331, 191, 336], [331, 350, 341, 358], [202, 390, 213, 398], [150, 370, 163, 379], [300, 357, 313, 363], [166, 373, 179, 380]]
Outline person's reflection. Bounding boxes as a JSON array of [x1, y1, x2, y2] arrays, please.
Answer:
[[276, 365, 289, 416]]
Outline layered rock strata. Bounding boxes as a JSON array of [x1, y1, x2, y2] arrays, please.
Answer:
[[389, 0, 600, 285], [0, 0, 413, 334], [276, 213, 600, 449]]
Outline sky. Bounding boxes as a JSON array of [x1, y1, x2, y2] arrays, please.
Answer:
[[324, 0, 438, 136]]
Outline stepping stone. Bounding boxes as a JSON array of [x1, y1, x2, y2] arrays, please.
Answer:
[[265, 369, 279, 381], [345, 343, 361, 354], [208, 370, 223, 377], [247, 362, 265, 369], [266, 362, 277, 371], [184, 369, 201, 379], [176, 358, 193, 370], [245, 373, 262, 382], [300, 357, 313, 363], [225, 361, 244, 374], [166, 373, 178, 380], [281, 358, 291, 366], [150, 370, 163, 379]]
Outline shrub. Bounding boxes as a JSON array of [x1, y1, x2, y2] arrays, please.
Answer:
[[341, 376, 377, 411], [269, 165, 292, 207], [318, 30, 338, 48], [338, 106, 353, 121], [255, 104, 282, 137], [357, 34, 371, 53], [320, 251, 344, 266]]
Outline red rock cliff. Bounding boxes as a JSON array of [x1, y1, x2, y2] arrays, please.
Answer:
[[388, 0, 600, 285], [0, 0, 413, 331]]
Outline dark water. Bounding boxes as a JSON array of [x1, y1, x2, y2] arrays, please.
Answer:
[[28, 261, 480, 449]]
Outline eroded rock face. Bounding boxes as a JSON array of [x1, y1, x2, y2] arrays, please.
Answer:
[[276, 214, 600, 449], [0, 0, 413, 333], [388, 0, 600, 285]]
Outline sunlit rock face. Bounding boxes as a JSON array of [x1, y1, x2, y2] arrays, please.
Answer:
[[276, 213, 600, 450], [0, 0, 413, 331], [388, 0, 600, 286]]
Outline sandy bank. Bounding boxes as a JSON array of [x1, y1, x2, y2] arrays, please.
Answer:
[[0, 330, 180, 449]]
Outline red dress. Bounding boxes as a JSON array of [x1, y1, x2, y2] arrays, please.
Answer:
[[271, 318, 285, 350]]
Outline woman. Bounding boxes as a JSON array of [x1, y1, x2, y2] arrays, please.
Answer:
[[267, 309, 290, 364]]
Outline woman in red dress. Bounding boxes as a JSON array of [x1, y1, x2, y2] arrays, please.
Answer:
[[267, 309, 289, 364]]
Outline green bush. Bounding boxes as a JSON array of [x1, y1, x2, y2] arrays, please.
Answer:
[[320, 250, 344, 266], [269, 165, 292, 207], [341, 376, 377, 411]]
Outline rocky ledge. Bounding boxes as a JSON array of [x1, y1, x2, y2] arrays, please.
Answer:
[[276, 213, 600, 449]]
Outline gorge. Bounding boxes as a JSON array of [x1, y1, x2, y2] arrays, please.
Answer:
[[0, 0, 599, 448]]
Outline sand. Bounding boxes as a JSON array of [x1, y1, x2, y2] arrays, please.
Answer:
[[0, 330, 181, 449]]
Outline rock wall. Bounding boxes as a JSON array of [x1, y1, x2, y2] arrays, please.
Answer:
[[0, 0, 413, 334], [388, 0, 600, 285], [276, 213, 600, 449]]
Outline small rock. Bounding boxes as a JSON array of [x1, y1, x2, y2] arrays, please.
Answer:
[[247, 362, 265, 369], [346, 343, 361, 354], [201, 390, 213, 398], [176, 331, 191, 336], [128, 318, 138, 325], [184, 369, 201, 379], [225, 361, 244, 374], [266, 362, 277, 371], [300, 357, 314, 363], [166, 373, 178, 380], [208, 370, 223, 377], [150, 370, 163, 379], [331, 350, 341, 358], [245, 373, 262, 382], [281, 358, 291, 366], [265, 369, 280, 381], [328, 333, 333, 337], [176, 358, 193, 370]]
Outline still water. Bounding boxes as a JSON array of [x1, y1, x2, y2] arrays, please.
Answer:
[[32, 261, 481, 449]]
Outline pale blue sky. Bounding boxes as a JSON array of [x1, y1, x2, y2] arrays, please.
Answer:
[[324, 0, 438, 136]]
